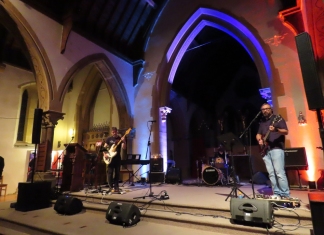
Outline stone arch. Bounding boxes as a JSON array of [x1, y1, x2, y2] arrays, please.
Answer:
[[157, 7, 273, 107], [1, 1, 55, 111], [58, 53, 132, 142]]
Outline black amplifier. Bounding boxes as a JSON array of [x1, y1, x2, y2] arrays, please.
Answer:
[[284, 147, 308, 170]]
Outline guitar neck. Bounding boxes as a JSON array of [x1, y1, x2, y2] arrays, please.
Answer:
[[112, 133, 127, 151], [263, 130, 271, 142]]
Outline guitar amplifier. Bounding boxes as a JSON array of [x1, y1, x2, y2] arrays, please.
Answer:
[[284, 147, 308, 170]]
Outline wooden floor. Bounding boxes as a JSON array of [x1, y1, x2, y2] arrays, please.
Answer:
[[0, 193, 17, 202]]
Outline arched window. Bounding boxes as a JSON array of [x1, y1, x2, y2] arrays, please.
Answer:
[[17, 90, 28, 141], [15, 84, 38, 144]]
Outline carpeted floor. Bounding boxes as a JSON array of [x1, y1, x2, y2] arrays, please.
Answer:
[[0, 180, 319, 235]]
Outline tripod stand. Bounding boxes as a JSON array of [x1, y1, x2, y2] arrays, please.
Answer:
[[133, 120, 159, 199], [217, 133, 249, 201], [225, 154, 249, 201]]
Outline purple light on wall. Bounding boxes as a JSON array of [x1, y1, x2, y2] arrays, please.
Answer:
[[166, 8, 272, 84]]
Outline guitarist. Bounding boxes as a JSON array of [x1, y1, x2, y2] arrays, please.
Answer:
[[104, 127, 126, 192], [256, 103, 290, 200]]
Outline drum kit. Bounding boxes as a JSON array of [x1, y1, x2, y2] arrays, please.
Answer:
[[198, 133, 245, 186], [200, 157, 231, 186]]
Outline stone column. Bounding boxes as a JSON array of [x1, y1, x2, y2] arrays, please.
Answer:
[[159, 106, 172, 172], [43, 110, 65, 171]]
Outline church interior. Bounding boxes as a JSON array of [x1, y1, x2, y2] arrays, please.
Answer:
[[1, 0, 324, 234]]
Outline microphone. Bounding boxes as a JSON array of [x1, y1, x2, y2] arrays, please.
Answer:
[[148, 120, 156, 122], [257, 110, 262, 116]]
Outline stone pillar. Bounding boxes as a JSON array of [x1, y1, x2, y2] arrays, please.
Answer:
[[159, 106, 172, 172], [43, 110, 65, 171]]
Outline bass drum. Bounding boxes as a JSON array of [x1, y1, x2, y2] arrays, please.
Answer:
[[202, 166, 222, 185]]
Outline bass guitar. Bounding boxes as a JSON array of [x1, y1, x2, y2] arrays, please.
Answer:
[[259, 115, 282, 157], [103, 128, 132, 165]]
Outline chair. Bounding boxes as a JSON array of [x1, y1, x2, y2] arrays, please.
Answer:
[[0, 176, 7, 196]]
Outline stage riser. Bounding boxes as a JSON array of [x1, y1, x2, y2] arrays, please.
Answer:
[[66, 194, 312, 235]]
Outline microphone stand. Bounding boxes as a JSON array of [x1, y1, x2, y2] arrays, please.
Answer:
[[239, 111, 261, 199], [134, 121, 159, 199]]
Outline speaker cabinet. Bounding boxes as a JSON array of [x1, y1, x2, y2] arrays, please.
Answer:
[[150, 158, 163, 172], [284, 147, 308, 170], [165, 167, 182, 184], [106, 201, 141, 226], [230, 198, 274, 227], [308, 193, 324, 235], [15, 181, 51, 212], [54, 195, 83, 215], [295, 32, 324, 110], [32, 108, 43, 144], [149, 172, 165, 183]]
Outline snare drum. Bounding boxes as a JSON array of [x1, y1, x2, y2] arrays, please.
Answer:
[[202, 165, 223, 185]]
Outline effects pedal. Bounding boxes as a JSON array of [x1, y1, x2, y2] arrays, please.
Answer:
[[255, 194, 301, 208]]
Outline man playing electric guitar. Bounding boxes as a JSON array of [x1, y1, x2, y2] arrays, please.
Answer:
[[103, 127, 126, 192], [256, 103, 291, 200]]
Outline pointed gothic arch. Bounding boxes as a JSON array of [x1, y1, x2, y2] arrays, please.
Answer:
[[58, 53, 132, 142], [157, 7, 274, 107]]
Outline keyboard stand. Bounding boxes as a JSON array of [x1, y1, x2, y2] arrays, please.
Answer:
[[122, 164, 144, 186]]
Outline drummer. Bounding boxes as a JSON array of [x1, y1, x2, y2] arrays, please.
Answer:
[[213, 144, 229, 165], [212, 144, 230, 184]]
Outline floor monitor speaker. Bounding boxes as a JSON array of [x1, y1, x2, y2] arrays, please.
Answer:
[[295, 32, 324, 110], [230, 198, 274, 227], [15, 181, 51, 212], [106, 201, 141, 226], [54, 195, 83, 215]]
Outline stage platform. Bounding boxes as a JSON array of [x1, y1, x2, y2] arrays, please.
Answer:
[[0, 180, 319, 235]]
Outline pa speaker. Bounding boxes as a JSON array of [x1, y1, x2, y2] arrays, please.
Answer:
[[309, 192, 324, 235], [15, 181, 51, 212], [54, 195, 83, 215], [150, 158, 163, 172], [230, 198, 274, 227], [32, 108, 43, 144], [295, 32, 324, 110], [106, 201, 141, 226]]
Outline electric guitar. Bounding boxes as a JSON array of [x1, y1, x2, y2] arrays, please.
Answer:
[[103, 128, 132, 165], [259, 115, 282, 157]]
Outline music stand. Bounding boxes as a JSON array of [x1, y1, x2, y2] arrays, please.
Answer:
[[217, 133, 249, 201], [121, 154, 142, 186]]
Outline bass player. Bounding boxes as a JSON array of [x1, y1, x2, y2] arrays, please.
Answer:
[[256, 103, 290, 199], [104, 127, 126, 192]]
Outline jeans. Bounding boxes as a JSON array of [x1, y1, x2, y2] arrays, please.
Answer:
[[263, 149, 290, 197]]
